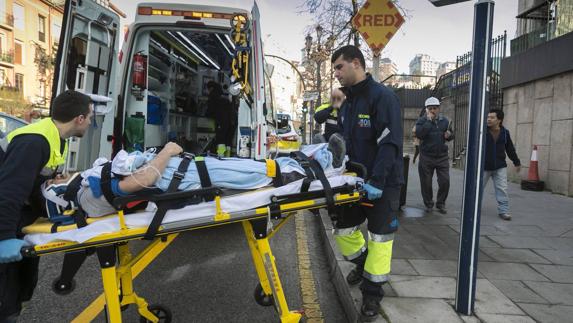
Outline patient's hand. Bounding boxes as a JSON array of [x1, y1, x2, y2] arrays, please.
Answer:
[[163, 142, 183, 157]]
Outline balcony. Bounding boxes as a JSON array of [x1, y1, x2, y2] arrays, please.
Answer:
[[0, 51, 14, 67], [0, 11, 14, 30], [511, 25, 553, 56]]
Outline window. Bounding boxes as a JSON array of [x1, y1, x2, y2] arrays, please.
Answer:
[[14, 40, 22, 64], [39, 79, 46, 98], [12, 3, 24, 30], [0, 33, 4, 54], [0, 69, 5, 85], [38, 15, 46, 42], [15, 73, 23, 92], [52, 23, 61, 45]]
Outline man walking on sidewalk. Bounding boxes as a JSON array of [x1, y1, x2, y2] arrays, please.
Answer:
[[485, 109, 521, 221], [415, 97, 453, 214], [331, 45, 403, 322]]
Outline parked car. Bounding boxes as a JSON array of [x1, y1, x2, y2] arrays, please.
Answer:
[[0, 112, 28, 139]]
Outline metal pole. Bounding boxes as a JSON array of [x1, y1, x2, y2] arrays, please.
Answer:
[[372, 54, 380, 82], [309, 100, 315, 144], [301, 102, 307, 144], [455, 0, 494, 315]]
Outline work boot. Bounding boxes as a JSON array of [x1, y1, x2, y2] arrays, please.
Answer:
[[216, 144, 226, 157], [499, 213, 512, 221], [360, 297, 381, 322], [346, 266, 364, 285], [436, 205, 447, 214]]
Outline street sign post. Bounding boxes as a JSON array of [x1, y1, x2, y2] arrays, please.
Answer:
[[303, 91, 319, 102], [428, 0, 495, 315]]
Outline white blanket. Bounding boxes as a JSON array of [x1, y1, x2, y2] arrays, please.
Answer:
[[25, 175, 360, 246]]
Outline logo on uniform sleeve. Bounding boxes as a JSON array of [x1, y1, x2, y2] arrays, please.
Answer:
[[357, 114, 371, 128]]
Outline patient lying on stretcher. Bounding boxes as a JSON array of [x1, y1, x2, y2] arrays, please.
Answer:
[[45, 134, 348, 219]]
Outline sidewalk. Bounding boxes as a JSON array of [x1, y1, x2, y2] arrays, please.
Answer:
[[318, 159, 573, 323]]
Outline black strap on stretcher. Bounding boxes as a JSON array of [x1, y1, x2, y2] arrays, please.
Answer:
[[272, 159, 283, 187], [144, 153, 194, 240], [289, 151, 337, 218], [194, 157, 214, 201]]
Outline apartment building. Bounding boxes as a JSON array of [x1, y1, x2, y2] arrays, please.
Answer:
[[0, 0, 63, 112]]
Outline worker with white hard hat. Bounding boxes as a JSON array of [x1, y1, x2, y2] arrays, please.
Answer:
[[415, 96, 453, 214]]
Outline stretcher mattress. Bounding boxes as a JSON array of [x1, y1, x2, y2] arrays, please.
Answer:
[[24, 175, 360, 246]]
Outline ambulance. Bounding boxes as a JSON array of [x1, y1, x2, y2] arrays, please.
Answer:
[[53, 0, 271, 171]]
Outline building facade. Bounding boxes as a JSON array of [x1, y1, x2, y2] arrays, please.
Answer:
[[409, 54, 439, 87], [501, 0, 573, 196], [436, 61, 455, 79], [0, 0, 63, 113]]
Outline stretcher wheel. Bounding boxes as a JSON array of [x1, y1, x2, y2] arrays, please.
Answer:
[[254, 283, 274, 307], [52, 278, 75, 295], [140, 304, 172, 323]]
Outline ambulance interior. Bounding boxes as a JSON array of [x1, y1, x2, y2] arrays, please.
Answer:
[[122, 27, 242, 155]]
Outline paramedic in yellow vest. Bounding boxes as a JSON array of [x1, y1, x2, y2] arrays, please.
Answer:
[[331, 46, 403, 322], [0, 90, 93, 322], [313, 88, 345, 142]]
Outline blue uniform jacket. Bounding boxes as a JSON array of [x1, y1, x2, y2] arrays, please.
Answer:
[[338, 75, 404, 190], [415, 115, 453, 158]]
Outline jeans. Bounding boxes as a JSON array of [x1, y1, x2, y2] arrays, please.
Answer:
[[484, 167, 510, 214]]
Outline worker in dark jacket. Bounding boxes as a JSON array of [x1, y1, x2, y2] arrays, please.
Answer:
[[484, 109, 520, 221], [314, 88, 345, 141], [331, 45, 403, 322], [206, 81, 235, 157], [0, 90, 93, 322], [415, 97, 453, 214]]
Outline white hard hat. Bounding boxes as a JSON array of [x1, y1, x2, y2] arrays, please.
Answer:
[[425, 97, 440, 107]]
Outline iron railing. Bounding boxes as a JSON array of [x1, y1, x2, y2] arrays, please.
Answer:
[[450, 32, 507, 163], [0, 51, 14, 64]]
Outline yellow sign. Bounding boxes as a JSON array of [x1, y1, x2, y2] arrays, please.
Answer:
[[352, 0, 405, 55]]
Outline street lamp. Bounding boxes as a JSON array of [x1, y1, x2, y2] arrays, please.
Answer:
[[305, 34, 313, 58], [315, 25, 323, 107]]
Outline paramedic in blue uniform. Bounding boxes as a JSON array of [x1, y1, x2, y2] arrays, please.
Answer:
[[0, 90, 93, 322], [331, 45, 403, 322], [313, 88, 345, 141]]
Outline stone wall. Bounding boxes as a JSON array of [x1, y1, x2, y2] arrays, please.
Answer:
[[503, 71, 573, 196]]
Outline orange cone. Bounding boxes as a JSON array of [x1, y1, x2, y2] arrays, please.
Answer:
[[521, 145, 544, 191], [527, 145, 540, 181]]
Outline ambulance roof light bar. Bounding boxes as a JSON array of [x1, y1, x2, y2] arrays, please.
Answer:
[[138, 6, 235, 20]]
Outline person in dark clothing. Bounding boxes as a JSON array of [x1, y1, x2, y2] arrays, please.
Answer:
[[0, 90, 93, 322], [415, 97, 453, 214], [331, 45, 403, 322], [206, 81, 235, 157], [314, 88, 345, 141], [484, 109, 520, 221]]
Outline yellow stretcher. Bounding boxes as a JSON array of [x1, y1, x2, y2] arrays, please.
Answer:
[[21, 180, 364, 323]]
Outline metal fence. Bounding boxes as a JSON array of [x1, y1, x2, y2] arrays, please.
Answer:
[[436, 32, 507, 164]]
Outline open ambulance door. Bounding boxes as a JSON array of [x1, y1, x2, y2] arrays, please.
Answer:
[[250, 2, 267, 159], [51, 0, 120, 171]]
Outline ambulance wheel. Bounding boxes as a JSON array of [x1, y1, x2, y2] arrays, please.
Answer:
[[140, 304, 172, 323], [52, 278, 75, 295], [254, 283, 274, 307]]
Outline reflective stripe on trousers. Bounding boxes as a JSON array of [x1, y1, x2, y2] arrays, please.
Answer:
[[363, 232, 394, 283], [333, 226, 366, 261]]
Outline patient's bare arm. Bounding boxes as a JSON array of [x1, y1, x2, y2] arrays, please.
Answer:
[[119, 142, 183, 193]]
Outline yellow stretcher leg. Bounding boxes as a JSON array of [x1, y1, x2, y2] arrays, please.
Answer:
[[100, 261, 122, 322], [243, 221, 302, 323]]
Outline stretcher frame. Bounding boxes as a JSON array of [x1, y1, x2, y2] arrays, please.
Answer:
[[22, 184, 363, 323]]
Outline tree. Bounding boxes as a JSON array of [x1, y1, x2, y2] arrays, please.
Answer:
[[0, 87, 32, 117], [32, 41, 57, 108]]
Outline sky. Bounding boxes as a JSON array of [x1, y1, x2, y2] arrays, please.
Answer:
[[115, 0, 519, 73]]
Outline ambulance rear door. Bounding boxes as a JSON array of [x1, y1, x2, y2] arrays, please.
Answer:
[[51, 0, 122, 171], [250, 2, 267, 159]]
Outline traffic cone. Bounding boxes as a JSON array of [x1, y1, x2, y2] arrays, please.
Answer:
[[521, 145, 545, 191]]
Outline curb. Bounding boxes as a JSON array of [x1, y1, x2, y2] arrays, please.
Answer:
[[315, 211, 387, 323]]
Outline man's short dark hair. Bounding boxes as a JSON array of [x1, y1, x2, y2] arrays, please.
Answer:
[[51, 90, 91, 123], [331, 45, 366, 70], [489, 108, 504, 121]]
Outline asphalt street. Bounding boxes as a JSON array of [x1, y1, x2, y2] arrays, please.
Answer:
[[18, 212, 348, 323]]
